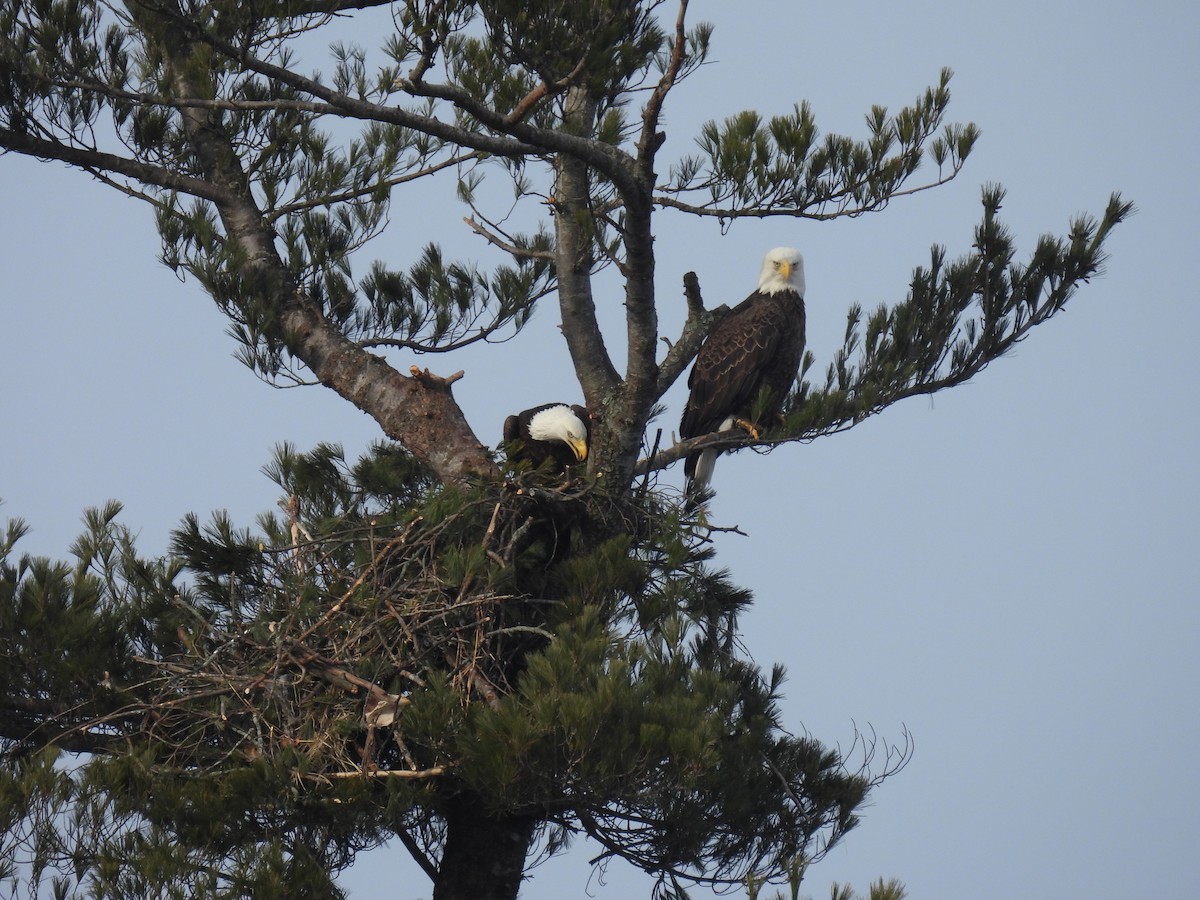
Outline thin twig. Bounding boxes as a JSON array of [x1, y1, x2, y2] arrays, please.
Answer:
[[321, 766, 445, 779], [463, 216, 556, 260]]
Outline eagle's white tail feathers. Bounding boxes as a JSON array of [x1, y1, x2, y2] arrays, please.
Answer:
[[691, 448, 719, 488], [687, 415, 735, 492]]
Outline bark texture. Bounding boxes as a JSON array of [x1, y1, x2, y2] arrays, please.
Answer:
[[151, 5, 495, 483], [432, 796, 538, 900]]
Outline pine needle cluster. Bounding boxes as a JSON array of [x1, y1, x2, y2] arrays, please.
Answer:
[[2, 445, 901, 897]]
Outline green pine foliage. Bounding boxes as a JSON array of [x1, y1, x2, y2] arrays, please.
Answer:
[[782, 186, 1133, 443], [745, 858, 907, 900], [2, 446, 892, 898], [1, 1, 1127, 897], [663, 68, 976, 222]]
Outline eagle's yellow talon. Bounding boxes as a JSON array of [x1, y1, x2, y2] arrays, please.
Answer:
[[734, 419, 761, 440]]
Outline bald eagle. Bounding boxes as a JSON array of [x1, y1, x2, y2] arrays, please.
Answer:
[[680, 247, 806, 489], [503, 403, 590, 473]]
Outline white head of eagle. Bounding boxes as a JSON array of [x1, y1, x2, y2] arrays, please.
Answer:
[[503, 403, 589, 473], [757, 246, 805, 296], [679, 247, 807, 491]]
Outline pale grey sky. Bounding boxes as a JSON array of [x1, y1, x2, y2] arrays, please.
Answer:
[[2, 1, 1197, 898]]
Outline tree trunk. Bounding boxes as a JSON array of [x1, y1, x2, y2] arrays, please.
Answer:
[[432, 796, 538, 900]]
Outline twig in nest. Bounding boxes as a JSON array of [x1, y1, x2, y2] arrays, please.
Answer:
[[481, 501, 505, 567], [322, 767, 446, 780], [468, 667, 502, 711], [638, 429, 662, 502], [507, 515, 538, 559], [297, 526, 415, 643]]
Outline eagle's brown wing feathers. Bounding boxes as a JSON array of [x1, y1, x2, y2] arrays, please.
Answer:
[[680, 291, 804, 440], [502, 414, 521, 444]]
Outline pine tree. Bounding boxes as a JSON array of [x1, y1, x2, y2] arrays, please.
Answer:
[[0, 2, 1127, 898]]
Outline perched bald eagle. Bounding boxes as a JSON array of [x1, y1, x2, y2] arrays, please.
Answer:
[[503, 403, 590, 473], [680, 247, 806, 489]]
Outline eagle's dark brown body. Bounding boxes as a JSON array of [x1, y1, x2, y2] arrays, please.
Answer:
[[680, 284, 806, 483]]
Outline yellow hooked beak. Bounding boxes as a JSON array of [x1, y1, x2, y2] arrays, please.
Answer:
[[777, 260, 793, 281], [568, 437, 588, 462]]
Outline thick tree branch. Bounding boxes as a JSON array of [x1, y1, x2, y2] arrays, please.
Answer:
[[181, 25, 540, 161], [399, 78, 644, 201], [192, 12, 646, 205], [554, 87, 621, 408], [146, 4, 495, 483], [570, 0, 698, 485], [288, 0, 396, 13], [636, 0, 689, 172], [655, 270, 724, 398], [396, 827, 440, 883], [0, 127, 238, 205], [612, 197, 660, 483]]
